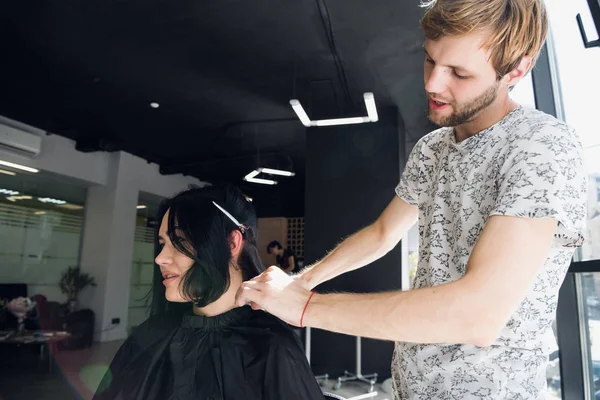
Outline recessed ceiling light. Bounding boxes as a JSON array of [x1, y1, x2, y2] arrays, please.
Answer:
[[137, 205, 147, 209], [0, 169, 16, 176], [0, 160, 38, 173], [150, 102, 160, 109]]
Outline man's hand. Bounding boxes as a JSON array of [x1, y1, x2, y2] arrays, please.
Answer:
[[235, 266, 313, 326]]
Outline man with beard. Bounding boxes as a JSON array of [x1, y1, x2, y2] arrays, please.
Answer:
[[236, 0, 587, 398]]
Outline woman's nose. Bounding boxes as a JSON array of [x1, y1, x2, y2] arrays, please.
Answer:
[[155, 246, 172, 266]]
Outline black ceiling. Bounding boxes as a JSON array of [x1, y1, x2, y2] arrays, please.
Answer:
[[0, 0, 430, 216]]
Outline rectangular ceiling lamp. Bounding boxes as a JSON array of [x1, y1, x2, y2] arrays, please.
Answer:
[[289, 92, 379, 127], [0, 159, 39, 173]]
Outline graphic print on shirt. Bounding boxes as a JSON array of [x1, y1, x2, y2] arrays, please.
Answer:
[[392, 106, 587, 399]]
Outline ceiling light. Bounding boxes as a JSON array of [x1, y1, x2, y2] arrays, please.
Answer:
[[0, 169, 16, 176], [57, 204, 84, 210], [243, 168, 278, 185], [289, 92, 379, 127], [0, 160, 39, 173], [313, 117, 370, 127], [0, 189, 19, 195], [246, 177, 278, 185], [289, 100, 311, 127], [137, 205, 147, 209], [38, 197, 67, 205], [244, 170, 261, 181], [259, 168, 295, 177], [150, 102, 160, 109], [6, 195, 32, 202], [34, 211, 46, 215], [363, 92, 379, 122]]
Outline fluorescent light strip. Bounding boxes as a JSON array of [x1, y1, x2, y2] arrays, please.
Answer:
[[289, 100, 311, 127], [259, 167, 295, 177], [7, 195, 32, 202], [246, 177, 278, 185], [0, 169, 16, 176], [311, 117, 370, 127], [0, 160, 39, 173], [289, 93, 379, 127], [244, 169, 261, 181], [0, 189, 19, 195], [137, 205, 147, 209], [363, 92, 379, 122], [38, 197, 66, 205]]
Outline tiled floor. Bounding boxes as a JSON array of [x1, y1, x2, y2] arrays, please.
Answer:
[[0, 340, 395, 400]]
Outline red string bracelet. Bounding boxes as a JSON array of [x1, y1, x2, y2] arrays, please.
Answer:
[[300, 291, 316, 328]]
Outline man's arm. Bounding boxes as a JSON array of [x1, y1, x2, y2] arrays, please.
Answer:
[[237, 215, 557, 347], [300, 196, 418, 289]]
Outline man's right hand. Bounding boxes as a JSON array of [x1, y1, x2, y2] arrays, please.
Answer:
[[292, 269, 314, 290]]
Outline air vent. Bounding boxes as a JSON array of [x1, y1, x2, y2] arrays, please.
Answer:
[[0, 123, 42, 156]]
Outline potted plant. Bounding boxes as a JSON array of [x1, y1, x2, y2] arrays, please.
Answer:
[[59, 266, 97, 313]]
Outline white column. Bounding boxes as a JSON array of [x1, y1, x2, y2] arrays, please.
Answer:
[[79, 152, 139, 342]]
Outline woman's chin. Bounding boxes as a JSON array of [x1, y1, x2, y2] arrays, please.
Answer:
[[165, 291, 185, 303]]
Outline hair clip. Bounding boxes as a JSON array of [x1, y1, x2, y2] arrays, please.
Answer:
[[212, 201, 248, 234]]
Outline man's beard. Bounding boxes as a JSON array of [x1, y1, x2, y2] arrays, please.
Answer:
[[427, 80, 500, 127]]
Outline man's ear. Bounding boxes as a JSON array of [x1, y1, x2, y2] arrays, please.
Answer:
[[504, 55, 532, 88]]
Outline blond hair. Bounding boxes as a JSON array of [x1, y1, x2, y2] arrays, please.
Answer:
[[420, 0, 548, 78]]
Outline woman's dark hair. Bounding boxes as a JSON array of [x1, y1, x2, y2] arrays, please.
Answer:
[[266, 240, 283, 254], [150, 184, 264, 317]]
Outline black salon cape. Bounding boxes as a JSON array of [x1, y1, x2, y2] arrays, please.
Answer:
[[93, 307, 324, 400]]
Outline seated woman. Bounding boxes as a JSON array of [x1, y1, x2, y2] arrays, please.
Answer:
[[94, 184, 323, 400]]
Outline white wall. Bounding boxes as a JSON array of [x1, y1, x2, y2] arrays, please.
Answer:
[[0, 115, 206, 342]]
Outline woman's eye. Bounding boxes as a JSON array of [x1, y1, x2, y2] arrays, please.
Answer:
[[173, 237, 187, 246]]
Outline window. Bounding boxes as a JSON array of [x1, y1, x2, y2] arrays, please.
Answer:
[[0, 171, 86, 302], [545, 0, 600, 262], [545, 0, 600, 398]]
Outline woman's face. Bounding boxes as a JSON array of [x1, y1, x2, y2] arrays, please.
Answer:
[[155, 210, 194, 303], [154, 208, 244, 315]]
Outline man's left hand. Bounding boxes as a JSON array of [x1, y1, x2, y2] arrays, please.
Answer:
[[235, 266, 313, 326]]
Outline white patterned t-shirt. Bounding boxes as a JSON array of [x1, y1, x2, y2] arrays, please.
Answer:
[[392, 106, 587, 399]]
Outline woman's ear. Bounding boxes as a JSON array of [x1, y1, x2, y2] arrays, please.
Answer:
[[229, 230, 244, 259]]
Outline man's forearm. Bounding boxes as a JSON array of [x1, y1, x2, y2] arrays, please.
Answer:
[[303, 279, 490, 346], [300, 223, 394, 289]]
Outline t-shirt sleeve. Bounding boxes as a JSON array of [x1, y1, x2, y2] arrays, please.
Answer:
[[396, 138, 425, 206], [490, 125, 587, 247]]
